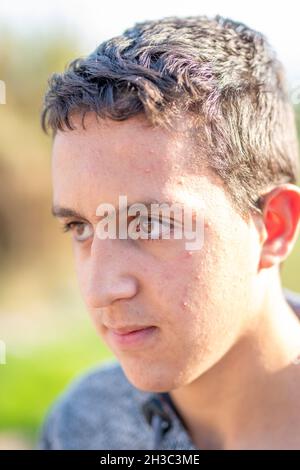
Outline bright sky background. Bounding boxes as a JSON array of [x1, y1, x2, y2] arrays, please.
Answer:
[[1, 0, 299, 83]]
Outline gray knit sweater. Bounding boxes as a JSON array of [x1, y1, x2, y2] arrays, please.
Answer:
[[37, 289, 300, 450]]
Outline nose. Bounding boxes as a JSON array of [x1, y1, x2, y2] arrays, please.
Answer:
[[79, 238, 139, 309]]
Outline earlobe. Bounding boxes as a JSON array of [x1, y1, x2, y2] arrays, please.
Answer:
[[258, 184, 300, 270]]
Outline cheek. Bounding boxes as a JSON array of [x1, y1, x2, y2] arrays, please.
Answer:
[[156, 237, 229, 338], [163, 254, 239, 360], [156, 248, 210, 317], [73, 250, 92, 304]]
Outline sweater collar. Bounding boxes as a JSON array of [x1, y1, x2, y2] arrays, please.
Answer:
[[141, 392, 197, 450]]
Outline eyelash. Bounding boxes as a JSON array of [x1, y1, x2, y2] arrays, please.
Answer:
[[135, 216, 175, 242], [61, 221, 78, 233], [61, 221, 88, 242], [61, 218, 175, 242]]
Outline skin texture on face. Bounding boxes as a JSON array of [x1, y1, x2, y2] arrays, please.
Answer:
[[52, 111, 300, 449], [51, 111, 270, 391]]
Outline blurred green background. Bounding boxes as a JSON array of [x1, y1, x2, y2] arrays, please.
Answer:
[[0, 27, 115, 450], [0, 25, 299, 450]]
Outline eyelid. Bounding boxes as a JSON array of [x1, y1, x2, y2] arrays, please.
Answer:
[[61, 220, 85, 232], [61, 220, 94, 242], [140, 215, 183, 230], [139, 213, 177, 223], [138, 214, 175, 226], [136, 215, 178, 241]]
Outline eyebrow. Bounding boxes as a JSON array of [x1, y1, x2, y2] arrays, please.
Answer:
[[51, 200, 179, 219], [51, 206, 87, 219]]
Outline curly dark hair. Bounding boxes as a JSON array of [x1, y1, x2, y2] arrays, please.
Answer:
[[41, 15, 299, 218]]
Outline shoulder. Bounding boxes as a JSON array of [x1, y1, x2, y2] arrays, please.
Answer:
[[37, 359, 153, 450]]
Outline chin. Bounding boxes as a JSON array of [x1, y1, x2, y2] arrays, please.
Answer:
[[120, 360, 185, 393]]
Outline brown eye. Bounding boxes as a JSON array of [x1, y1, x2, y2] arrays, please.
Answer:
[[136, 216, 173, 240], [63, 222, 94, 242], [74, 222, 93, 242]]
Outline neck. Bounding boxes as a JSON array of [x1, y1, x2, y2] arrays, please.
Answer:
[[170, 280, 300, 450]]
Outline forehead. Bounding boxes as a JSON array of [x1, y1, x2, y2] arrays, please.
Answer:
[[52, 113, 196, 199], [51, 112, 231, 224], [52, 112, 193, 174]]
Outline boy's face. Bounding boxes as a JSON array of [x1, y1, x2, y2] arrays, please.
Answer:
[[52, 112, 263, 392]]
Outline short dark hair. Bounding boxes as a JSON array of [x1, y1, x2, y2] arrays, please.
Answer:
[[41, 15, 299, 218]]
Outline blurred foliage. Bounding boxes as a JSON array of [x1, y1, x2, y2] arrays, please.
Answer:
[[0, 25, 299, 448], [0, 26, 113, 448], [277, 103, 300, 292], [1, 334, 113, 442]]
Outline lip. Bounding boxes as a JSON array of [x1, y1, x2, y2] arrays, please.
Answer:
[[107, 325, 158, 349], [109, 325, 153, 335]]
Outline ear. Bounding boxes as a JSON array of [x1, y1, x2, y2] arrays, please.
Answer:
[[258, 184, 300, 270]]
